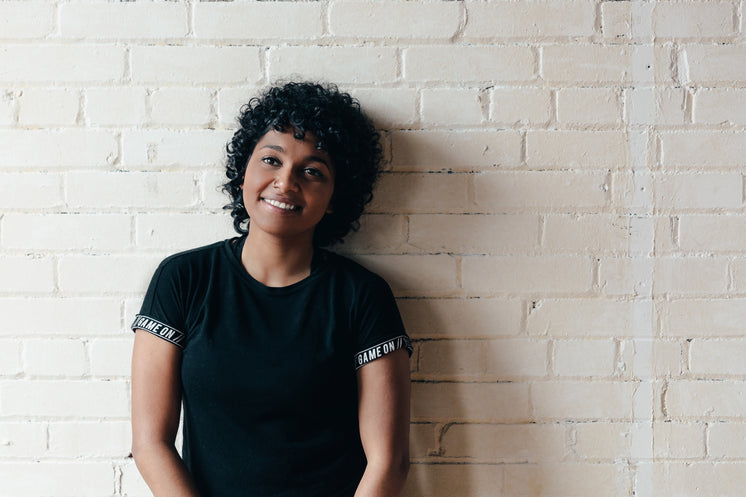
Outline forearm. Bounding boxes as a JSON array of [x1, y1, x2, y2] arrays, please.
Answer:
[[132, 442, 201, 497], [354, 457, 410, 497]]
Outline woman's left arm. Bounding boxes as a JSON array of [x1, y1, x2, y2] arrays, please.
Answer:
[[354, 348, 411, 497]]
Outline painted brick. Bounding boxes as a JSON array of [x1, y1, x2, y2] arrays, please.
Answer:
[[651, 340, 684, 377], [2, 213, 131, 251], [729, 259, 746, 293], [554, 339, 617, 377], [527, 300, 639, 337], [330, 1, 459, 38], [543, 45, 630, 83], [269, 47, 398, 84], [403, 463, 502, 497], [60, 1, 187, 39], [0, 1, 55, 38], [135, 213, 235, 251], [368, 173, 471, 214], [463, 0, 595, 38], [397, 298, 523, 339], [663, 299, 746, 337], [352, 254, 459, 297], [65, 171, 198, 209], [90, 338, 133, 377], [409, 423, 438, 459], [131, 46, 261, 84], [601, 1, 631, 38], [654, 257, 728, 295], [651, 87, 687, 125], [18, 88, 80, 126], [0, 462, 114, 497], [48, 421, 131, 458], [598, 257, 636, 296], [653, 2, 735, 38], [122, 129, 233, 168], [0, 380, 129, 417], [0, 90, 15, 125], [58, 255, 161, 295], [408, 214, 539, 254], [679, 215, 746, 252], [195, 2, 323, 39], [686, 45, 746, 83], [665, 380, 746, 418], [655, 173, 742, 210], [653, 422, 705, 458], [654, 216, 678, 254], [503, 463, 630, 497], [690, 339, 746, 376], [655, 462, 746, 497], [0, 256, 55, 293], [0, 298, 121, 335], [660, 132, 746, 168], [0, 45, 125, 83], [532, 381, 635, 420], [542, 215, 630, 253], [526, 131, 627, 169], [405, 46, 536, 82], [217, 87, 257, 126], [694, 88, 746, 125], [150, 87, 213, 126], [120, 461, 152, 497], [709, 423, 746, 458], [421, 89, 484, 126], [23, 339, 86, 377], [461, 256, 593, 296], [441, 423, 565, 462], [490, 87, 551, 125], [0, 339, 22, 376], [349, 88, 418, 128], [336, 214, 408, 254], [85, 87, 147, 126], [391, 130, 521, 171], [202, 169, 231, 210], [0, 422, 46, 457], [556, 88, 621, 125], [418, 339, 547, 378], [0, 129, 117, 168], [411, 382, 530, 422], [474, 171, 610, 211], [572, 422, 642, 460]]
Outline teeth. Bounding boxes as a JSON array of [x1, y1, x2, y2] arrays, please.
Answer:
[[264, 198, 298, 211]]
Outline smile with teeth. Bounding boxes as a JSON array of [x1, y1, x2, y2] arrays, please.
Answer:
[[263, 198, 300, 211]]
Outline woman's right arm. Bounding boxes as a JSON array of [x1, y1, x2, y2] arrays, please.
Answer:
[[131, 329, 201, 497]]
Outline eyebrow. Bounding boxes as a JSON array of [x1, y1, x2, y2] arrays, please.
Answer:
[[259, 144, 331, 168]]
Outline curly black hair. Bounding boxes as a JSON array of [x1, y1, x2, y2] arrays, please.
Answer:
[[223, 82, 383, 247]]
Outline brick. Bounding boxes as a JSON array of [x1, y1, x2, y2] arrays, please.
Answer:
[[85, 87, 147, 126], [601, 1, 631, 38], [120, 461, 152, 497], [0, 45, 124, 83], [660, 132, 746, 168], [572, 422, 642, 459], [695, 88, 746, 125], [490, 87, 551, 125], [269, 47, 398, 84], [217, 87, 257, 126], [409, 423, 438, 459], [368, 173, 471, 214], [730, 259, 746, 293], [653, 2, 735, 38], [405, 46, 536, 83], [24, 339, 86, 377], [60, 1, 186, 38], [709, 423, 746, 458], [48, 421, 131, 458], [526, 131, 627, 169], [462, 256, 593, 295], [195, 2, 323, 39], [397, 298, 522, 338], [532, 381, 635, 420], [58, 255, 161, 295], [0, 1, 55, 38], [421, 89, 484, 126], [655, 173, 741, 210], [0, 90, 15, 125], [0, 380, 129, 417], [352, 254, 459, 297], [2, 213, 131, 251], [0, 462, 114, 497], [0, 422, 46, 457], [679, 216, 746, 252], [464, 0, 595, 38], [474, 171, 610, 211], [348, 88, 418, 128], [330, 1, 459, 38], [0, 256, 55, 293], [411, 382, 530, 422], [654, 257, 728, 295], [527, 300, 640, 337], [409, 214, 539, 254], [654, 87, 687, 125], [653, 422, 705, 458], [504, 463, 630, 497], [18, 88, 80, 126], [599, 257, 636, 296], [664, 299, 746, 337], [686, 45, 746, 83], [122, 129, 233, 168], [150, 87, 213, 126], [655, 462, 746, 496], [66, 171, 198, 209], [403, 463, 502, 497], [554, 339, 616, 377], [556, 88, 621, 125], [202, 170, 231, 210], [654, 216, 677, 254], [651, 340, 684, 377], [90, 338, 133, 377], [337, 215, 408, 254], [690, 339, 746, 376], [0, 298, 120, 335], [442, 423, 565, 462], [543, 45, 630, 83], [0, 340, 21, 375], [131, 46, 261, 84], [391, 130, 521, 171], [665, 380, 746, 418], [418, 339, 547, 378], [543, 215, 630, 253], [0, 129, 117, 168], [135, 213, 235, 252]]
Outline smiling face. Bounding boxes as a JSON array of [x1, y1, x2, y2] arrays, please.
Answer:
[[241, 129, 335, 246]]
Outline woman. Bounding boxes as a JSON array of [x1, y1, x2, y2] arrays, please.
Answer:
[[130, 82, 412, 497]]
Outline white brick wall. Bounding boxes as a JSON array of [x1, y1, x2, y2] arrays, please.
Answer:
[[2, 1, 745, 495]]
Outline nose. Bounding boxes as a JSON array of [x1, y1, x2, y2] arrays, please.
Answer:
[[273, 167, 298, 192]]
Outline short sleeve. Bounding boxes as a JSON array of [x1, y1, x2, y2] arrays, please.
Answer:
[[353, 275, 412, 371], [131, 259, 187, 349]]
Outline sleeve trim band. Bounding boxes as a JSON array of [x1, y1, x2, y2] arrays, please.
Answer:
[[132, 314, 185, 349], [354, 335, 412, 371]]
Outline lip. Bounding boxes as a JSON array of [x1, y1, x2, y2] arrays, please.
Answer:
[[261, 196, 302, 212]]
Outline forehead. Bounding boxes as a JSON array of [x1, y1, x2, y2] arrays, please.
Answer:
[[255, 129, 333, 163]]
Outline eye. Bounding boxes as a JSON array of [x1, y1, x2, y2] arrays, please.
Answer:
[[304, 167, 324, 178], [262, 156, 280, 166]]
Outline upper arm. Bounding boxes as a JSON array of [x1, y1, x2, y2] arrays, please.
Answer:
[[131, 329, 183, 451]]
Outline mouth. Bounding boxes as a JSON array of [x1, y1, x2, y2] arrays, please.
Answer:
[[262, 197, 300, 211]]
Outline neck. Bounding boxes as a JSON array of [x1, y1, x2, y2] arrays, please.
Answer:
[[241, 229, 315, 287]]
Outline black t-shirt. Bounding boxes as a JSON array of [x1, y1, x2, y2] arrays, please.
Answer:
[[131, 236, 412, 497]]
